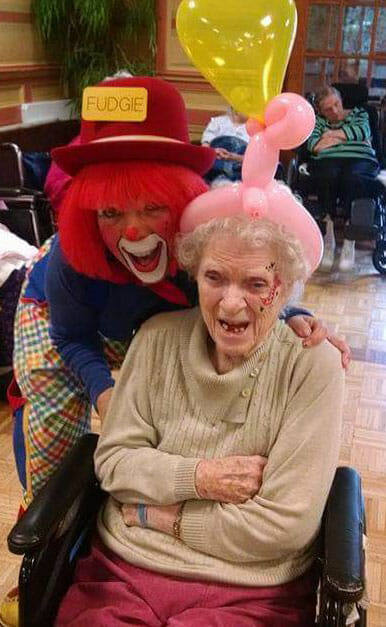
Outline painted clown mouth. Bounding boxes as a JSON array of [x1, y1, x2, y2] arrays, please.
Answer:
[[118, 234, 168, 283], [127, 241, 162, 272]]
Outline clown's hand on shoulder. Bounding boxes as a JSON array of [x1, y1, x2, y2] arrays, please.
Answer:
[[97, 386, 114, 421], [286, 314, 351, 370]]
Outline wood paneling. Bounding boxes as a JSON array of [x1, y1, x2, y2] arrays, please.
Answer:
[[156, 0, 228, 139], [31, 83, 67, 102], [0, 411, 22, 600], [0, 85, 24, 108], [0, 2, 65, 127], [0, 11, 30, 22], [285, 0, 309, 94], [0, 105, 21, 126], [0, 23, 46, 66], [1, 0, 30, 12]]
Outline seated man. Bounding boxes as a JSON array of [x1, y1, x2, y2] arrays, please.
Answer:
[[201, 107, 249, 186], [56, 190, 344, 625], [307, 85, 380, 272]]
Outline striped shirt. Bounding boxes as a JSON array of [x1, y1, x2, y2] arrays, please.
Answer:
[[307, 107, 378, 163]]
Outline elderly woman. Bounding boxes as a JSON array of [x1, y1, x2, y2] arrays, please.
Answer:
[[56, 211, 344, 626], [308, 85, 380, 272]]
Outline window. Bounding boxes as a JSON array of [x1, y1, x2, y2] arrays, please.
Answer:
[[304, 0, 386, 102]]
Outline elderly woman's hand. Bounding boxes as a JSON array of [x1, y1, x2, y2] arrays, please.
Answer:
[[195, 455, 267, 504], [121, 503, 181, 536], [287, 315, 351, 369]]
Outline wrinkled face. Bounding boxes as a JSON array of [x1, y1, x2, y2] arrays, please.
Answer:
[[97, 203, 177, 283], [319, 94, 344, 123], [196, 235, 286, 372]]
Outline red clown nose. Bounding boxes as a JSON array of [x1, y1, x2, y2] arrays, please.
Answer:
[[125, 226, 139, 240]]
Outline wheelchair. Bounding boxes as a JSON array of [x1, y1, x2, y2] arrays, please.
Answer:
[[0, 142, 55, 247], [287, 84, 386, 275], [7, 433, 367, 627]]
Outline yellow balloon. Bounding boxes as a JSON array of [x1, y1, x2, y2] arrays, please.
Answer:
[[176, 0, 297, 121]]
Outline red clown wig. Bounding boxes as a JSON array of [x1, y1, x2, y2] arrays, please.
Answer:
[[59, 161, 209, 283]]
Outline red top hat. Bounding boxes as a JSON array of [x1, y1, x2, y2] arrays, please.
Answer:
[[52, 76, 215, 176]]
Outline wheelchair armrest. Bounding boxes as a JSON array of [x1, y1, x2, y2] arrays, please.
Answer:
[[322, 466, 365, 603], [286, 156, 299, 188], [8, 433, 100, 555]]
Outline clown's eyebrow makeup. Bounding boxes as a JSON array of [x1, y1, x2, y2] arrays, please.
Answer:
[[143, 203, 170, 213], [97, 208, 123, 218]]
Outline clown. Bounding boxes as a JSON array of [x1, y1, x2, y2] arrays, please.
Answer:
[[9, 77, 346, 508]]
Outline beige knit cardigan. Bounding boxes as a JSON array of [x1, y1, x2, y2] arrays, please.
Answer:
[[95, 307, 344, 587]]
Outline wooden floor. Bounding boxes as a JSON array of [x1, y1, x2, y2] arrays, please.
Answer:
[[0, 244, 385, 625]]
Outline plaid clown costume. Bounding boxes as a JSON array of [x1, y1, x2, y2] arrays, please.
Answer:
[[11, 234, 198, 505]]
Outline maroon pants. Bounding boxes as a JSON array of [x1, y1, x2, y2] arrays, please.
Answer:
[[56, 541, 317, 626]]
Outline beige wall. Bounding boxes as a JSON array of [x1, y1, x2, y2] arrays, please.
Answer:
[[156, 0, 229, 140], [0, 0, 65, 126]]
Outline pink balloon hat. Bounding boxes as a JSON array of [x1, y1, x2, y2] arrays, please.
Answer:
[[180, 93, 323, 275]]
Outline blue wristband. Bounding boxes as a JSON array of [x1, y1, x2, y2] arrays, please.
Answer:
[[137, 503, 148, 527]]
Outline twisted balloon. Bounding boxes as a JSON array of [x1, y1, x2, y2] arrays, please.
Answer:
[[180, 93, 323, 274]]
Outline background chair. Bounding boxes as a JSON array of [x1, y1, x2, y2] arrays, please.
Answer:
[[7, 433, 367, 627], [287, 84, 386, 274], [0, 143, 55, 247]]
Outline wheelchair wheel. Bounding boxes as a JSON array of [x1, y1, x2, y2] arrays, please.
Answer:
[[372, 243, 386, 274]]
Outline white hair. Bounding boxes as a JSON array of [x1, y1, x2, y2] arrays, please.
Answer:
[[176, 216, 309, 301], [315, 86, 342, 112]]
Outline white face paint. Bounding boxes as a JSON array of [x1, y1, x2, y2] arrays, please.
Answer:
[[118, 233, 168, 284]]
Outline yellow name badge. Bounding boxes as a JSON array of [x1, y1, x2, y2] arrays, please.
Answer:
[[82, 87, 148, 121]]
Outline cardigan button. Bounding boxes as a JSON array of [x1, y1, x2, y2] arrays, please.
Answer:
[[241, 388, 251, 398]]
